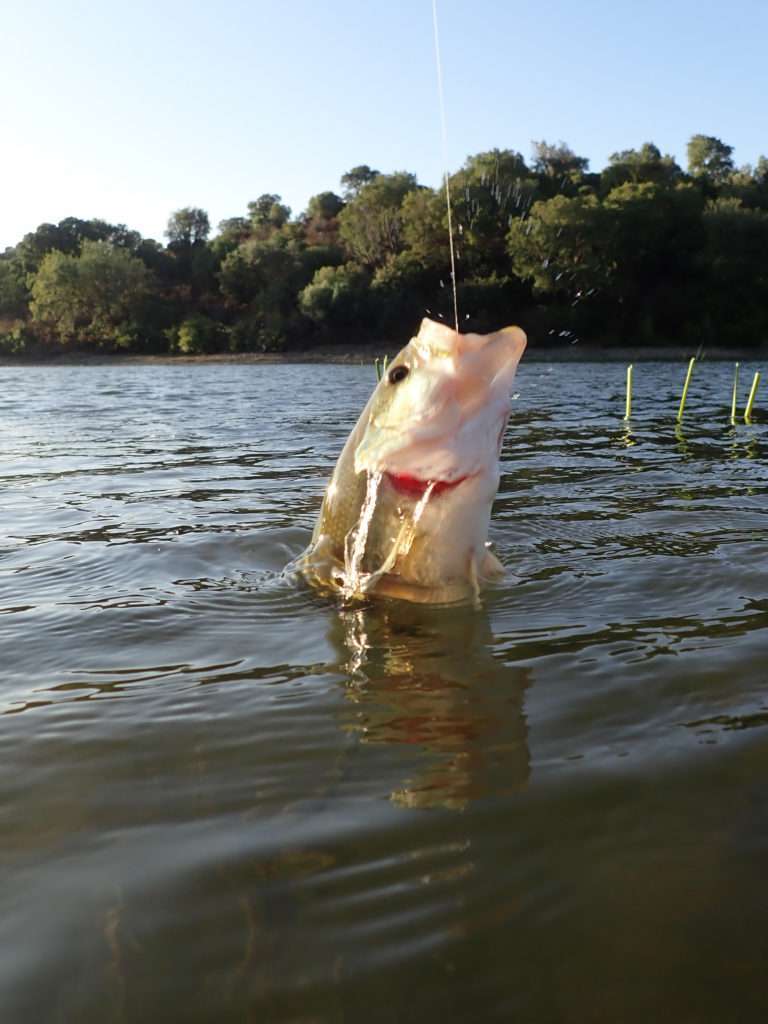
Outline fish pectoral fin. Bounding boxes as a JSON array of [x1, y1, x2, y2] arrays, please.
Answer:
[[479, 547, 505, 581], [466, 547, 505, 608], [297, 533, 341, 582]]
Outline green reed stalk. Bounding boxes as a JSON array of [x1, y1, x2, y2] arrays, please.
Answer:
[[730, 362, 740, 423], [676, 357, 696, 423], [744, 371, 761, 424]]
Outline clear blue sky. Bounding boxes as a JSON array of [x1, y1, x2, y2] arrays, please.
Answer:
[[2, 0, 766, 250]]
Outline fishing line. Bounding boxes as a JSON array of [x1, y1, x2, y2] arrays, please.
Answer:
[[431, 0, 460, 333]]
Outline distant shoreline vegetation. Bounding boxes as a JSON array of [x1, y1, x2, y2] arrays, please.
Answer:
[[2, 136, 768, 358]]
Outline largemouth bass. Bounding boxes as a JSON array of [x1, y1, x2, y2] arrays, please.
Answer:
[[300, 317, 527, 604]]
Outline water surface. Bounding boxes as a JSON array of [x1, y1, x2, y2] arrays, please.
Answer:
[[2, 359, 767, 1022]]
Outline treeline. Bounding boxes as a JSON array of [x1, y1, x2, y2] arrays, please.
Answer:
[[2, 134, 768, 356]]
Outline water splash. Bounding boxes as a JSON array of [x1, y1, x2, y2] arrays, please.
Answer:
[[342, 475, 437, 600], [343, 471, 382, 597]]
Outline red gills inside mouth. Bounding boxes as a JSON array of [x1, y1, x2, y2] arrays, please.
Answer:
[[385, 472, 467, 499]]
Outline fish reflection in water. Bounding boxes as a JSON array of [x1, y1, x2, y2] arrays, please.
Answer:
[[329, 601, 531, 811]]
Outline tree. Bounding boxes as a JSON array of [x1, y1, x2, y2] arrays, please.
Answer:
[[303, 192, 345, 249], [340, 165, 379, 198], [401, 188, 447, 269], [209, 218, 252, 262], [507, 193, 609, 296], [700, 198, 768, 340], [298, 264, 370, 325], [248, 194, 291, 232], [218, 228, 327, 321], [164, 208, 213, 298], [338, 171, 420, 267], [306, 191, 344, 220], [687, 135, 734, 184], [14, 218, 131, 275], [132, 238, 176, 283], [29, 240, 153, 348], [453, 149, 537, 274], [14, 224, 72, 275], [166, 313, 221, 354], [601, 182, 705, 337], [0, 259, 28, 317], [601, 143, 682, 191], [532, 140, 589, 176], [401, 151, 538, 278], [165, 207, 210, 247]]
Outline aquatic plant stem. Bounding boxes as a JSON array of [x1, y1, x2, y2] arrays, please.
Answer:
[[624, 364, 633, 421], [374, 355, 389, 382], [676, 357, 696, 423], [744, 371, 761, 424], [730, 362, 740, 423]]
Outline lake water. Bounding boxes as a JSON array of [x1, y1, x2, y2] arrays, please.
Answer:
[[2, 357, 767, 1023]]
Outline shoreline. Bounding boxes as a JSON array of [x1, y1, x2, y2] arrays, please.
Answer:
[[2, 342, 766, 367]]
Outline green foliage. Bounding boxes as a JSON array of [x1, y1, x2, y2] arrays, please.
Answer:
[[14, 217, 143, 276], [306, 192, 344, 220], [508, 193, 608, 296], [226, 312, 286, 352], [340, 165, 379, 198], [369, 252, 438, 330], [456, 275, 531, 332], [248, 194, 291, 233], [455, 150, 539, 274], [400, 187, 449, 269], [532, 141, 592, 197], [219, 230, 313, 313], [298, 264, 370, 325], [0, 322, 32, 355], [15, 223, 78, 275], [687, 135, 735, 184], [166, 313, 222, 355], [700, 198, 768, 341], [163, 209, 216, 299], [601, 143, 682, 192], [402, 150, 538, 278], [532, 140, 589, 178], [371, 252, 432, 293], [303, 194, 345, 249], [166, 208, 210, 247], [4, 131, 768, 358], [210, 218, 252, 264], [29, 240, 153, 349], [0, 259, 28, 316], [338, 172, 420, 267], [601, 182, 706, 338]]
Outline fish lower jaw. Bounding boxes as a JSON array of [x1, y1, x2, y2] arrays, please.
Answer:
[[384, 471, 469, 499]]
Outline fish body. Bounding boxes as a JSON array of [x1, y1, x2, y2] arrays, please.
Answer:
[[301, 317, 526, 604]]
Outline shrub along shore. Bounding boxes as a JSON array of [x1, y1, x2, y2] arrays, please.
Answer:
[[4, 340, 765, 368], [2, 136, 768, 360]]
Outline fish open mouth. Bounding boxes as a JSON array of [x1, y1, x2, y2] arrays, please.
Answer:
[[385, 472, 468, 500]]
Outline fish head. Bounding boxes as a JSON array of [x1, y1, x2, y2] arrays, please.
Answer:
[[355, 317, 527, 489]]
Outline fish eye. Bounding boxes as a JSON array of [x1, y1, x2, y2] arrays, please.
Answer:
[[388, 365, 410, 385]]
